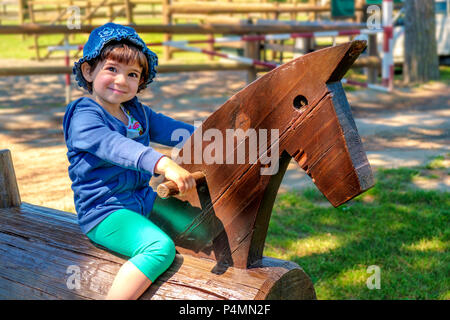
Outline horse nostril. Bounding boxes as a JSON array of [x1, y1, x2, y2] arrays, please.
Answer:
[[293, 95, 308, 111]]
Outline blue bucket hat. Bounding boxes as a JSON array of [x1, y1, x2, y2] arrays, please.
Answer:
[[73, 22, 158, 93]]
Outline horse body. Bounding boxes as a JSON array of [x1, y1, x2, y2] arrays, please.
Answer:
[[151, 40, 374, 269]]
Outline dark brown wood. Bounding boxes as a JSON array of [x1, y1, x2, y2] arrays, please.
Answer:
[[156, 41, 374, 269], [0, 149, 21, 208], [0, 203, 316, 300]]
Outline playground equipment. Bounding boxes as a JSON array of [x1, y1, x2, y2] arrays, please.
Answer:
[[0, 40, 373, 299]]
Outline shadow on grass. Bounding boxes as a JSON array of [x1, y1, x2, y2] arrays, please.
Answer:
[[266, 167, 449, 300]]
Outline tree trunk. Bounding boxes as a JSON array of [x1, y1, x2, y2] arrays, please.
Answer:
[[403, 0, 440, 83]]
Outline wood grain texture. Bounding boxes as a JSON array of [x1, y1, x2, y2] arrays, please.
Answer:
[[0, 149, 21, 208], [0, 203, 316, 300], [155, 41, 374, 268]]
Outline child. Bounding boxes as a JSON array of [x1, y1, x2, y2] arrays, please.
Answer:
[[63, 22, 196, 300]]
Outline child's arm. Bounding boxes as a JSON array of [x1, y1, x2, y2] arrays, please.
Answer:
[[67, 107, 165, 176], [142, 104, 196, 147], [154, 156, 196, 194], [67, 107, 197, 194], [142, 105, 197, 193]]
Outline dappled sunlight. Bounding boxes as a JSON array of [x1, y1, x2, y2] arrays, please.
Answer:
[[357, 113, 446, 130], [409, 127, 446, 136], [366, 151, 448, 169], [314, 214, 341, 228], [364, 135, 448, 151], [332, 266, 369, 288], [411, 174, 450, 191], [265, 233, 342, 260], [288, 234, 341, 258], [402, 238, 447, 253]]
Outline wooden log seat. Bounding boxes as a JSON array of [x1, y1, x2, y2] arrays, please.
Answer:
[[0, 200, 315, 300]]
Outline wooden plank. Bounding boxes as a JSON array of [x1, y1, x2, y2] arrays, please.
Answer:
[[0, 63, 254, 76], [0, 204, 316, 300], [0, 149, 21, 208], [0, 23, 369, 35]]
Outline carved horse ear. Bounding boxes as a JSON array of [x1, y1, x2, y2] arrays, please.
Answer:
[[326, 40, 367, 83], [288, 40, 367, 84]]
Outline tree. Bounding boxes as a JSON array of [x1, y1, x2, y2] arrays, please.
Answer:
[[403, 0, 440, 83]]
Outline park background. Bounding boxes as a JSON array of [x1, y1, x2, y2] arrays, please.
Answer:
[[0, 0, 448, 299]]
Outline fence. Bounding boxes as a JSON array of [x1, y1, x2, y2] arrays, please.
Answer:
[[0, 0, 397, 98]]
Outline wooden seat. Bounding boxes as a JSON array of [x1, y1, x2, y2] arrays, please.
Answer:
[[0, 201, 315, 299]]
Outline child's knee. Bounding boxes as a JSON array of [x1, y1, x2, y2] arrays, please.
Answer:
[[158, 236, 176, 265], [132, 235, 176, 282]]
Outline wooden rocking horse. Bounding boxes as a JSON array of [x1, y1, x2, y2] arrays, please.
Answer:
[[153, 39, 374, 268], [0, 40, 373, 300]]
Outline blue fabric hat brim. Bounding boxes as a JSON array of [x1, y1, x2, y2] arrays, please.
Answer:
[[73, 23, 158, 93]]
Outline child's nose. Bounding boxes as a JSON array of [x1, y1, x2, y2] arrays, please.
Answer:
[[115, 73, 127, 85]]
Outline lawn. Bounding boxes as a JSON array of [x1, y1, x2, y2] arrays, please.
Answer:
[[264, 160, 449, 300]]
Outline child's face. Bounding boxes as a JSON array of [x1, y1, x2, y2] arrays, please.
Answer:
[[82, 58, 143, 110]]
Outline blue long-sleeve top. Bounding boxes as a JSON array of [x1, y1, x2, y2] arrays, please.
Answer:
[[63, 96, 195, 234]]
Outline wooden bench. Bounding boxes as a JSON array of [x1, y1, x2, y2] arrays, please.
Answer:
[[0, 40, 373, 300]]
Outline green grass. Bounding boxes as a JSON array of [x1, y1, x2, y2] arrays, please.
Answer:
[[425, 155, 446, 170], [264, 165, 449, 300], [439, 65, 450, 85]]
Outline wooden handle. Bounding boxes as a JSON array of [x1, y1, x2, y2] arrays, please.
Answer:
[[156, 171, 206, 198]]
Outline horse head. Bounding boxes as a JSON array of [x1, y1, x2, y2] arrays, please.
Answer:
[[152, 40, 374, 268]]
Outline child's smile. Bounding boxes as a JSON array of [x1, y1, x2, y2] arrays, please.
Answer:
[[84, 58, 143, 113]]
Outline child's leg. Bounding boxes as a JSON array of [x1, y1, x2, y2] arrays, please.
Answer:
[[106, 260, 151, 300], [86, 209, 176, 300]]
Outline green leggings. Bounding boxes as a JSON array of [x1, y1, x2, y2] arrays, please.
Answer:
[[86, 207, 176, 283]]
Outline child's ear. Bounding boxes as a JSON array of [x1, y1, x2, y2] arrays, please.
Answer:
[[81, 62, 94, 82]]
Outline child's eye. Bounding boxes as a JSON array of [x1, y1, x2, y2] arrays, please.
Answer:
[[129, 72, 139, 78], [106, 66, 116, 72]]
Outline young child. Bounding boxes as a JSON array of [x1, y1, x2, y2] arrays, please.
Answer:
[[63, 22, 196, 299]]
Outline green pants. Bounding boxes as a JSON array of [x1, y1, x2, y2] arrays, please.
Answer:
[[86, 207, 176, 282], [86, 196, 215, 282]]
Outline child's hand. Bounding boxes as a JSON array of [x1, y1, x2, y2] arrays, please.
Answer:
[[154, 156, 196, 194]]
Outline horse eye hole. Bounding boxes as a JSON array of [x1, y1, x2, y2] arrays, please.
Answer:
[[293, 95, 308, 110]]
